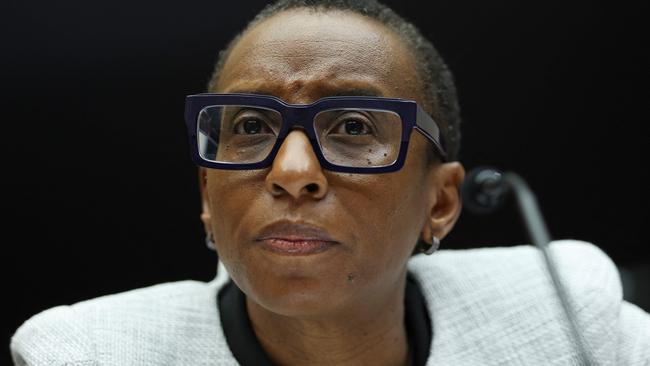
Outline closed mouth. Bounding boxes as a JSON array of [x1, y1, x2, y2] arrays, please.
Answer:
[[255, 221, 339, 255]]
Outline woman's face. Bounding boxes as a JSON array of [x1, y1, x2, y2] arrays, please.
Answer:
[[202, 9, 462, 317]]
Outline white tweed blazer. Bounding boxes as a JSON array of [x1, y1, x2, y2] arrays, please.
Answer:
[[10, 240, 650, 365]]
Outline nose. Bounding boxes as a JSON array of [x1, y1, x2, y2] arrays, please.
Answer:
[[265, 130, 329, 200]]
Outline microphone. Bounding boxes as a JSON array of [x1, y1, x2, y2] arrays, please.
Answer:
[[461, 166, 593, 366], [460, 166, 509, 214]]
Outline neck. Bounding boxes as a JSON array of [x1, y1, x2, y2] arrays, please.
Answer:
[[246, 274, 410, 366]]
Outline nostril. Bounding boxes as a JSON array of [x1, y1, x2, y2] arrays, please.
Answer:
[[305, 183, 319, 193], [272, 183, 284, 193]]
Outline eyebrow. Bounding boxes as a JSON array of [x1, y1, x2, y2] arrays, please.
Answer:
[[227, 87, 383, 99], [326, 88, 382, 97]]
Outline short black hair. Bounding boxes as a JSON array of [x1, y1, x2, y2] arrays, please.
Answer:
[[208, 0, 462, 161]]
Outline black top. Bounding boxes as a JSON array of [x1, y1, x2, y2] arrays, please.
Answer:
[[218, 275, 432, 366]]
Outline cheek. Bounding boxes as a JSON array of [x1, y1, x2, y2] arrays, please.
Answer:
[[351, 141, 429, 244], [207, 169, 264, 222], [331, 171, 427, 278], [361, 149, 431, 269], [205, 170, 266, 268]]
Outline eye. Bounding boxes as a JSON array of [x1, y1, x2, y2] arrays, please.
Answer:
[[331, 113, 374, 136], [232, 113, 273, 135], [343, 120, 368, 135], [241, 119, 262, 134]]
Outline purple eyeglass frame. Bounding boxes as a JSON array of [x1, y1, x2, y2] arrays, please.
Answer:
[[184, 93, 447, 174]]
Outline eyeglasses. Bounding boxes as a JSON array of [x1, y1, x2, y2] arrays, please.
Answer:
[[184, 93, 447, 173]]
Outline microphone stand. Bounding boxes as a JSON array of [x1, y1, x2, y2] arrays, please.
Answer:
[[503, 172, 593, 366], [463, 168, 594, 365]]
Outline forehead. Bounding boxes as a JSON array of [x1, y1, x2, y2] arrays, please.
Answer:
[[215, 9, 423, 103]]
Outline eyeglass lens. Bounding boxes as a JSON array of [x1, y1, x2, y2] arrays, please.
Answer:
[[197, 105, 402, 168]]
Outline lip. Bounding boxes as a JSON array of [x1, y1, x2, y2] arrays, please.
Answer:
[[254, 220, 340, 255]]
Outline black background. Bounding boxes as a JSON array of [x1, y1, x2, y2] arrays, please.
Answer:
[[2, 0, 648, 362]]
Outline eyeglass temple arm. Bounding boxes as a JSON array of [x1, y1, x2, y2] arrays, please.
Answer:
[[414, 106, 447, 160]]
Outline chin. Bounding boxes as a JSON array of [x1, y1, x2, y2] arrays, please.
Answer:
[[231, 244, 361, 317], [245, 267, 354, 318], [258, 285, 348, 318]]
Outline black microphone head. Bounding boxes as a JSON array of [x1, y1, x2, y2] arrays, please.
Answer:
[[461, 166, 510, 214]]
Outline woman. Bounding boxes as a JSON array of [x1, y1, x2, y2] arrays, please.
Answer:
[[11, 1, 649, 365]]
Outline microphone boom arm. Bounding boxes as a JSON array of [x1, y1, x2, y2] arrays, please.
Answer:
[[462, 167, 594, 365], [503, 172, 593, 366]]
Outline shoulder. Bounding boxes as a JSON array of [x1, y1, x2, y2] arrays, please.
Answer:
[[409, 240, 650, 365], [410, 239, 620, 300], [617, 301, 650, 365], [10, 279, 234, 365]]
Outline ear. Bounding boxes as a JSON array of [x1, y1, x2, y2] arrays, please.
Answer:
[[198, 168, 212, 234], [421, 162, 465, 243]]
